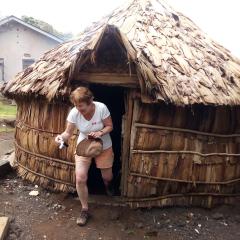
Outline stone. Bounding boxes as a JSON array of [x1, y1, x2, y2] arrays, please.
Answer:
[[8, 233, 18, 240], [165, 219, 171, 224], [110, 211, 120, 221], [212, 213, 224, 220], [134, 222, 144, 228], [29, 190, 39, 196], [194, 229, 200, 234], [187, 212, 194, 219], [145, 230, 158, 237], [176, 222, 186, 228]]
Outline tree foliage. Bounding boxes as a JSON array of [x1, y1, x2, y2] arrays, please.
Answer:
[[21, 15, 73, 41]]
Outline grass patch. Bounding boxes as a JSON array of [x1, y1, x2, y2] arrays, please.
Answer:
[[0, 126, 15, 133], [0, 101, 17, 119]]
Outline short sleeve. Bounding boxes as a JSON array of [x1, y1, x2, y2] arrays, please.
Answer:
[[66, 108, 77, 124], [101, 103, 110, 120]]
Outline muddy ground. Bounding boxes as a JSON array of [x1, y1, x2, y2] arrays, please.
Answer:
[[1, 132, 240, 240]]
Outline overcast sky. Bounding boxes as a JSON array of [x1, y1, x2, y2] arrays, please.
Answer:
[[0, 0, 239, 57]]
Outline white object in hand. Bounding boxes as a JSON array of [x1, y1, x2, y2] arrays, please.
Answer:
[[59, 138, 65, 149]]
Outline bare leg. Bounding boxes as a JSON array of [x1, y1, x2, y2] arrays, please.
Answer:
[[75, 156, 91, 210], [100, 167, 113, 188]]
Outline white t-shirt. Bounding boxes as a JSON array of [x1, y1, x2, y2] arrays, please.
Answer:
[[66, 101, 112, 150]]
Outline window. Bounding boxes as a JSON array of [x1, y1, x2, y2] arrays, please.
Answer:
[[0, 58, 4, 82], [24, 53, 31, 58], [22, 58, 35, 70]]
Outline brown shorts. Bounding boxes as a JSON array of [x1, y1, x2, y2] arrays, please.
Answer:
[[74, 146, 114, 169]]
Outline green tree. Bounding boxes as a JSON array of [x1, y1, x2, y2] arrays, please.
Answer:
[[21, 15, 73, 41]]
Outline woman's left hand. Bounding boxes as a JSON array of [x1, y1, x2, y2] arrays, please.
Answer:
[[88, 131, 102, 138]]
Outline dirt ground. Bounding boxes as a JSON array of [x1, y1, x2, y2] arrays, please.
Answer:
[[1, 132, 240, 240]]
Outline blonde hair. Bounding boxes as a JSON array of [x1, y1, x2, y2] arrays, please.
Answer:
[[70, 87, 93, 105]]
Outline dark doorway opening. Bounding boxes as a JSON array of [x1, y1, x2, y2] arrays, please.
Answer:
[[87, 84, 125, 195]]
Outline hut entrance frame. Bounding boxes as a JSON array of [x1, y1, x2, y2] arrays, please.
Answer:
[[86, 84, 127, 195], [72, 83, 137, 196]]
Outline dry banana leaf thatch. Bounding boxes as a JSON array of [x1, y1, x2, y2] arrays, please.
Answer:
[[3, 0, 240, 106]]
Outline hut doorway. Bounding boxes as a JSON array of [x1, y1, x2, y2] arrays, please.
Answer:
[[86, 84, 125, 195]]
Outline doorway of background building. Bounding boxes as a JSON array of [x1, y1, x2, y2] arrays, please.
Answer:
[[87, 84, 125, 196]]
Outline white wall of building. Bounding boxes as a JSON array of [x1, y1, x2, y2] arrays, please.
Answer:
[[0, 21, 60, 82]]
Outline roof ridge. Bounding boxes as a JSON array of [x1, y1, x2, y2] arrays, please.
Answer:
[[0, 15, 64, 43]]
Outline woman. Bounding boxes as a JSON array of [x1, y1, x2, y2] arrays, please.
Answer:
[[55, 86, 114, 226]]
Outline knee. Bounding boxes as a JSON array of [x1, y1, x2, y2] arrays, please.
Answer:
[[76, 172, 88, 186]]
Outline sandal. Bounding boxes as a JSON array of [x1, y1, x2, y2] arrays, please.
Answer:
[[76, 209, 90, 226], [105, 181, 115, 196]]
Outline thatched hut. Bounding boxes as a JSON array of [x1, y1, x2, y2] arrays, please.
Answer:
[[2, 0, 240, 208]]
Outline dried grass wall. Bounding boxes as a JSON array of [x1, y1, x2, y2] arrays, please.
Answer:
[[126, 101, 240, 208], [13, 97, 240, 208], [14, 99, 77, 192]]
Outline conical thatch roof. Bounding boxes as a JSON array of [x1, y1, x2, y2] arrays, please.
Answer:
[[3, 0, 240, 105]]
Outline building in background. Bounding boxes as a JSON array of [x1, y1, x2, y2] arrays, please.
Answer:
[[0, 15, 63, 84]]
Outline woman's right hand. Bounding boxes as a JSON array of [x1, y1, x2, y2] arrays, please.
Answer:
[[55, 135, 63, 144]]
